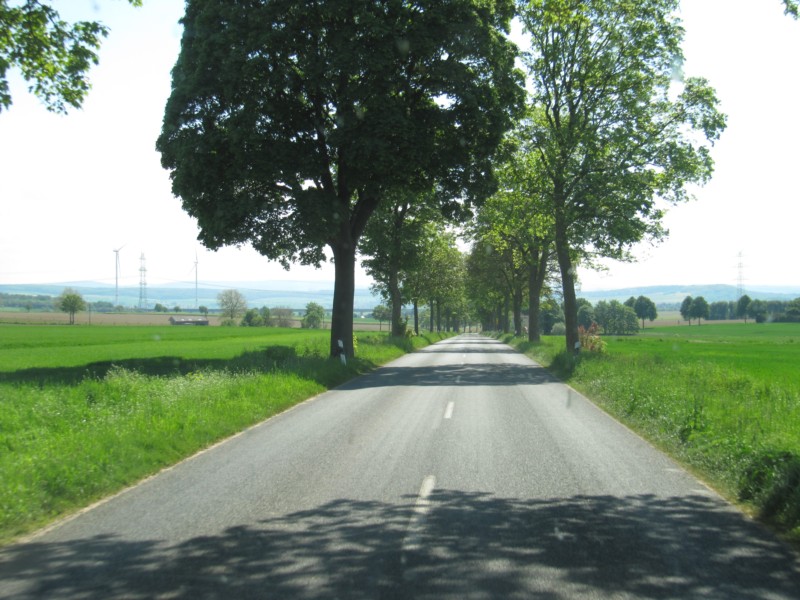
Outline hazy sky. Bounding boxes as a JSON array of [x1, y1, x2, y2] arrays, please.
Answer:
[[0, 0, 798, 292]]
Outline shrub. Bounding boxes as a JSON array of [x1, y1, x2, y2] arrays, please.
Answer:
[[579, 323, 606, 353]]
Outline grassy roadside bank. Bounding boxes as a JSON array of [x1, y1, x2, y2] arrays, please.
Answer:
[[501, 325, 800, 545], [0, 328, 453, 545]]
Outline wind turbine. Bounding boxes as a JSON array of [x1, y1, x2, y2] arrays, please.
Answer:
[[113, 245, 125, 306]]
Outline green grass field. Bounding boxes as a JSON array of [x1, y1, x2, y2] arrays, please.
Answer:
[[0, 324, 451, 544], [507, 323, 800, 541]]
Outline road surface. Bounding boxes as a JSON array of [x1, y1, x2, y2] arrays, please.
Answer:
[[1, 334, 799, 598]]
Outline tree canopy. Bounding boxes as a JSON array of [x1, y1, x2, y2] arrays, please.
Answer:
[[158, 0, 524, 356], [516, 0, 726, 352], [302, 302, 325, 329], [633, 296, 658, 328], [469, 129, 555, 340], [0, 0, 141, 113], [217, 289, 247, 323], [360, 189, 443, 337], [689, 296, 710, 324], [57, 287, 86, 325]]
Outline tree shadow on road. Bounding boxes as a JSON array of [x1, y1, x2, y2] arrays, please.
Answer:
[[2, 490, 799, 599], [418, 336, 520, 355], [338, 362, 557, 389]]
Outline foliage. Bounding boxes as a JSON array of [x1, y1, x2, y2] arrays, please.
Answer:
[[371, 305, 391, 331], [689, 296, 710, 324], [466, 239, 513, 332], [217, 289, 247, 323], [538, 298, 564, 335], [747, 299, 768, 324], [469, 128, 555, 341], [709, 301, 735, 321], [272, 308, 294, 328], [407, 229, 466, 332], [578, 323, 606, 354], [360, 190, 444, 337], [259, 306, 273, 327], [633, 296, 658, 329], [0, 292, 52, 311], [157, 0, 524, 357], [737, 294, 752, 322], [680, 296, 694, 322], [786, 298, 800, 322], [240, 308, 263, 327], [0, 0, 141, 112], [517, 0, 726, 353], [56, 287, 85, 325], [301, 302, 325, 330], [577, 304, 596, 330], [594, 300, 639, 335]]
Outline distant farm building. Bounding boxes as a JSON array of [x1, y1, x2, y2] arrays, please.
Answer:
[[169, 316, 209, 326]]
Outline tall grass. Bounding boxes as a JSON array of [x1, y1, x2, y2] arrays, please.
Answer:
[[0, 327, 451, 544], [503, 324, 800, 541]]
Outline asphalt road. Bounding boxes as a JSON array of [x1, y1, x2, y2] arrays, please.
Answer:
[[1, 334, 799, 599]]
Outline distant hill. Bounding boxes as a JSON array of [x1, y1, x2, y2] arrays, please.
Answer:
[[577, 284, 800, 306], [0, 281, 382, 311], [2, 281, 798, 312]]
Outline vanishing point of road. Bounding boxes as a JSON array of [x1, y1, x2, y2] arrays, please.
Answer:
[[1, 334, 799, 599]]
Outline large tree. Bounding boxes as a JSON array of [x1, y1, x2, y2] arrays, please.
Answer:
[[518, 0, 726, 353], [470, 129, 555, 341], [217, 289, 247, 323], [302, 302, 325, 329], [0, 0, 141, 113], [57, 287, 86, 325], [157, 0, 523, 357], [634, 295, 658, 329], [689, 296, 710, 325], [466, 238, 513, 332], [413, 230, 466, 332], [360, 189, 443, 337]]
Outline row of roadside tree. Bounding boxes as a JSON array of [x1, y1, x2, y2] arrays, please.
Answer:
[[9, 2, 799, 355], [680, 294, 800, 324]]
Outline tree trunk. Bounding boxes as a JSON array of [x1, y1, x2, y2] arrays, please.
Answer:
[[430, 300, 435, 332], [555, 224, 579, 354], [513, 286, 523, 337], [413, 300, 419, 335], [330, 239, 356, 358], [389, 269, 404, 337], [527, 246, 548, 343]]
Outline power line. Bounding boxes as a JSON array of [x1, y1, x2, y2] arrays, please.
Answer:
[[736, 251, 746, 300], [138, 253, 148, 310]]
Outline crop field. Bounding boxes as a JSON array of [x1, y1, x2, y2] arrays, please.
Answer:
[[0, 310, 391, 330], [0, 324, 450, 544], [508, 323, 800, 541]]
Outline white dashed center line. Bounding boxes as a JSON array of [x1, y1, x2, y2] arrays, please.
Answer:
[[402, 475, 436, 555], [444, 401, 455, 419]]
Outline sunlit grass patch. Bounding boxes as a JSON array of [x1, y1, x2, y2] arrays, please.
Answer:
[[0, 326, 454, 544]]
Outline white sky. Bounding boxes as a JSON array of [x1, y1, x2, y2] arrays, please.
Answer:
[[0, 0, 798, 292]]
